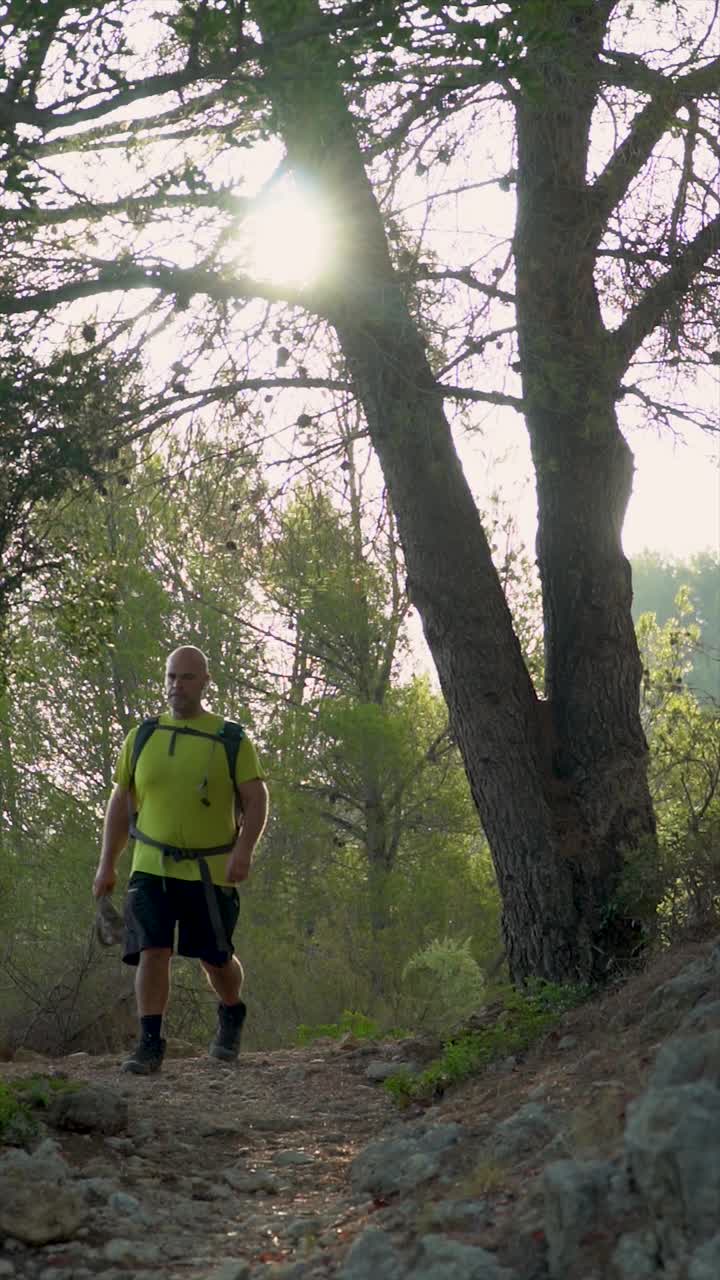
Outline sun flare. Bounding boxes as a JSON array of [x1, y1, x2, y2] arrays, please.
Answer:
[[242, 180, 335, 288]]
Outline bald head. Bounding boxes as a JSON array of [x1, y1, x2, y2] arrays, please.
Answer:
[[165, 645, 210, 720]]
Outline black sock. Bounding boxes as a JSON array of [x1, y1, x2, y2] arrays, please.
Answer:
[[140, 1014, 163, 1042], [220, 1000, 246, 1023]]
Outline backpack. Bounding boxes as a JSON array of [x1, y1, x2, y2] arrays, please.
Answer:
[[129, 717, 246, 792]]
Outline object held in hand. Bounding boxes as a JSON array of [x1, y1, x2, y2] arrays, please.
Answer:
[[95, 894, 124, 946]]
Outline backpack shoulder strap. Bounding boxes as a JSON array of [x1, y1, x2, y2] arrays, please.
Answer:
[[128, 715, 244, 785], [129, 716, 160, 784], [218, 719, 245, 786]]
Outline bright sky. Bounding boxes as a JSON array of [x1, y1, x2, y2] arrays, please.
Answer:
[[235, 177, 720, 564], [240, 193, 719, 564], [459, 414, 720, 564], [623, 425, 720, 559]]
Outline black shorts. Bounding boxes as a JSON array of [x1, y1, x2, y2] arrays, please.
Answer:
[[122, 871, 240, 968]]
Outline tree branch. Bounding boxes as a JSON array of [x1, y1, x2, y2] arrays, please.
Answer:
[[0, 190, 250, 228], [591, 53, 720, 238], [439, 383, 524, 411], [0, 262, 307, 315], [0, 62, 259, 136], [610, 210, 720, 375], [414, 265, 515, 305]]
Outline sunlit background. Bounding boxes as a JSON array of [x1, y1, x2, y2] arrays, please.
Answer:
[[240, 178, 336, 287]]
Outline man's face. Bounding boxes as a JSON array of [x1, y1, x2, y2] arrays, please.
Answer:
[[165, 651, 208, 719]]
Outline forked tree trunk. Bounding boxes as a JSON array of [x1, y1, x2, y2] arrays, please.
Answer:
[[252, 0, 657, 983]]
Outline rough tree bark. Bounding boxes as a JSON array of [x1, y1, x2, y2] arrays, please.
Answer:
[[252, 0, 655, 983], [512, 1, 658, 970]]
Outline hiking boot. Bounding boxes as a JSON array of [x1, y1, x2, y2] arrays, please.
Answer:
[[209, 1000, 246, 1062], [121, 1035, 166, 1075]]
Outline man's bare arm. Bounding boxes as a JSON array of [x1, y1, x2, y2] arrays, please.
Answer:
[[226, 779, 269, 883], [93, 784, 131, 897]]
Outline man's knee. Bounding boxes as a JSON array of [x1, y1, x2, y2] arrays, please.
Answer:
[[139, 947, 172, 966], [201, 956, 236, 976]]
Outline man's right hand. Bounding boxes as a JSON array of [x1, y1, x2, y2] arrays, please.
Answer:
[[93, 863, 117, 898]]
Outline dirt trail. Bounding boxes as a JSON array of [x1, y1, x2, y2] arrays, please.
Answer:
[[4, 933, 720, 1280], [1, 1039, 401, 1278]]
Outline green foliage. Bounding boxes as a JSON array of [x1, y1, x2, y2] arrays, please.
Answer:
[[0, 432, 502, 1051], [0, 336, 142, 634], [618, 593, 720, 941], [384, 979, 593, 1104], [632, 552, 720, 702], [0, 1075, 77, 1143], [400, 936, 485, 1034], [0, 1081, 35, 1144], [295, 1009, 384, 1044]]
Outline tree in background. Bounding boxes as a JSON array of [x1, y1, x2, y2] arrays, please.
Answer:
[[0, 427, 501, 1049], [0, 0, 718, 982], [254, 457, 500, 1023], [0, 333, 141, 642], [632, 551, 720, 703], [628, 591, 720, 938], [0, 423, 271, 1051]]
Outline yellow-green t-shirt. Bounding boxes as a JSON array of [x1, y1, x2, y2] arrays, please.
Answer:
[[114, 712, 265, 885]]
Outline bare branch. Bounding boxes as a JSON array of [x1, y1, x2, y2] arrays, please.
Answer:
[[439, 383, 524, 411], [414, 265, 515, 305], [610, 210, 720, 375], [0, 262, 307, 315], [591, 53, 720, 237], [0, 62, 261, 137], [0, 190, 250, 228]]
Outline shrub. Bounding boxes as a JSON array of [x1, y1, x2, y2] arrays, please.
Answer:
[[0, 1074, 81, 1144], [400, 936, 485, 1034], [385, 979, 593, 1104], [0, 1081, 35, 1144]]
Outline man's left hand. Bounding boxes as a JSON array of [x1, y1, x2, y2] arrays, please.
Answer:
[[225, 848, 252, 883]]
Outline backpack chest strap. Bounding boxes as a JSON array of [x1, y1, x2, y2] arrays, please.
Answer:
[[128, 822, 236, 861]]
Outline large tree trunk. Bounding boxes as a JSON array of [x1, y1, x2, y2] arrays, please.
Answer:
[[513, 0, 657, 963], [252, 0, 656, 983]]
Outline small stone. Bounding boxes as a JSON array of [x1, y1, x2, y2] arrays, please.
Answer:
[[286, 1217, 320, 1240], [0, 1150, 84, 1245], [689, 1234, 720, 1280], [273, 1150, 315, 1166], [104, 1136, 134, 1152], [198, 1122, 242, 1138], [340, 1227, 404, 1280], [365, 1060, 417, 1082], [129, 1118, 155, 1142], [47, 1086, 128, 1136], [425, 1199, 491, 1230], [223, 1167, 280, 1194], [11, 1048, 47, 1063], [77, 1176, 116, 1203], [416, 1234, 511, 1279], [207, 1262, 251, 1280], [107, 1191, 142, 1215], [103, 1238, 161, 1265]]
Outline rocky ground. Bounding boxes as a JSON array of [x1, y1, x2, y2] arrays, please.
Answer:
[[3, 932, 720, 1280]]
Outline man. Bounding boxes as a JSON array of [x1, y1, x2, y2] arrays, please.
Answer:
[[92, 645, 268, 1075]]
